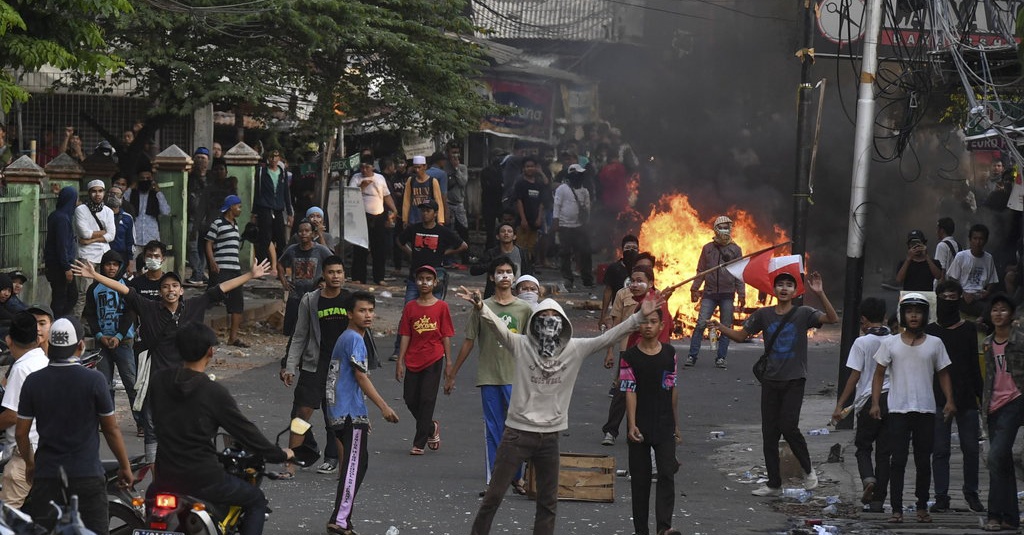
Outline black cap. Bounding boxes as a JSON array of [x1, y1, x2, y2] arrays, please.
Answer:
[[159, 271, 182, 285], [418, 199, 439, 211], [906, 230, 927, 244], [9, 271, 27, 284], [25, 303, 54, 319]]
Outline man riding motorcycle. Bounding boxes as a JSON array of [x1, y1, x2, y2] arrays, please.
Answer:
[[147, 323, 293, 535]]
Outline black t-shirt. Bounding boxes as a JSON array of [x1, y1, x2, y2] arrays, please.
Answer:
[[129, 275, 162, 301], [513, 178, 548, 229], [620, 343, 678, 444], [125, 287, 225, 372], [902, 260, 936, 292], [399, 223, 462, 278], [318, 291, 350, 362], [925, 321, 982, 410], [18, 364, 113, 478], [603, 260, 630, 292]]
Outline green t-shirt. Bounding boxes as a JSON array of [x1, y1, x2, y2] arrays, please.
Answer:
[[467, 297, 533, 386]]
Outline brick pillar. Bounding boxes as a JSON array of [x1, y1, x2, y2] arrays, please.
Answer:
[[153, 145, 192, 275]]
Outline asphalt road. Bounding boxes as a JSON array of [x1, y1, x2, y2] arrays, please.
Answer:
[[188, 289, 850, 535]]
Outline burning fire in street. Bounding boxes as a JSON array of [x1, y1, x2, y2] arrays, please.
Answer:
[[638, 193, 790, 337]]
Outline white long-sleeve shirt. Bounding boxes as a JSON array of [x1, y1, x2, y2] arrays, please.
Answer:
[[553, 183, 590, 228], [74, 204, 115, 263]]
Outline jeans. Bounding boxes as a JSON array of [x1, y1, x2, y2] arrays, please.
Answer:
[[987, 396, 1024, 527], [688, 295, 734, 360], [471, 429, 560, 535], [557, 227, 593, 286], [45, 264, 78, 318], [888, 411, 935, 510], [403, 359, 443, 449], [932, 408, 980, 497], [329, 421, 369, 531], [628, 439, 679, 535], [187, 227, 207, 281], [480, 385, 522, 483], [97, 343, 143, 429], [855, 393, 892, 503], [193, 475, 268, 535], [351, 213, 391, 283], [761, 378, 811, 488], [27, 476, 107, 534]]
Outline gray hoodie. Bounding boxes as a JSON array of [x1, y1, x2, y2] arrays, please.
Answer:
[[479, 297, 642, 433]]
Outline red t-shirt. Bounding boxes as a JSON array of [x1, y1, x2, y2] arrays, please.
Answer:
[[399, 299, 455, 372], [625, 291, 672, 347]]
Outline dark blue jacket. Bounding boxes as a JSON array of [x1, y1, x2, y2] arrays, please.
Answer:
[[44, 186, 78, 271], [252, 164, 292, 215]]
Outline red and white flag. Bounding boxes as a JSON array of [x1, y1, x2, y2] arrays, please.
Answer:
[[725, 253, 805, 296]]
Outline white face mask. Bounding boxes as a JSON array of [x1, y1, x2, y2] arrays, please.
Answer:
[[145, 258, 163, 271], [494, 273, 514, 283], [716, 226, 731, 237], [518, 290, 539, 306]]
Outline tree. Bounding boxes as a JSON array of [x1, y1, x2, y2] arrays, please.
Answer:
[[0, 0, 132, 113], [68, 0, 499, 138]]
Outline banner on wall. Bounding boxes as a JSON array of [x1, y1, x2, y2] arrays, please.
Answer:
[[480, 79, 554, 141], [342, 186, 368, 248]]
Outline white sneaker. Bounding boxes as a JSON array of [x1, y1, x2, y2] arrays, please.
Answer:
[[751, 485, 781, 497], [804, 470, 818, 490], [601, 432, 615, 446]]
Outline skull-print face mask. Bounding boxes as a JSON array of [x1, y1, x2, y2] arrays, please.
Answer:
[[532, 314, 563, 359]]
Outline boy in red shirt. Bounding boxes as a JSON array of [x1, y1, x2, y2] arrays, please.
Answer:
[[396, 265, 455, 455]]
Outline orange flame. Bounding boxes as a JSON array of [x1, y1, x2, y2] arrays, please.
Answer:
[[638, 193, 790, 336]]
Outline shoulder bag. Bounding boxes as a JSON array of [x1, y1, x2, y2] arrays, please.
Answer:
[[752, 307, 798, 384]]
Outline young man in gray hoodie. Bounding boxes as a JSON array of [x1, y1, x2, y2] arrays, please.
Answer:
[[455, 285, 664, 535]]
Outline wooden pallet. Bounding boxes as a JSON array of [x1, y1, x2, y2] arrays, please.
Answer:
[[525, 452, 615, 503]]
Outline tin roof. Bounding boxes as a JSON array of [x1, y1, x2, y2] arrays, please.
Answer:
[[473, 0, 615, 41]]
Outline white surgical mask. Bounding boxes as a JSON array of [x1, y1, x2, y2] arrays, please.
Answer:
[[518, 290, 539, 307], [145, 258, 163, 271]]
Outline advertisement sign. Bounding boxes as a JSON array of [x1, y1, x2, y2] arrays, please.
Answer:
[[343, 186, 368, 248], [816, 0, 1018, 56], [480, 79, 554, 141], [561, 83, 599, 125]]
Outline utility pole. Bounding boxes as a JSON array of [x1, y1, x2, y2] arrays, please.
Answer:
[[792, 0, 816, 260], [836, 0, 884, 429]]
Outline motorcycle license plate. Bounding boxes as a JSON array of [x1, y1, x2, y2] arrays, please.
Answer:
[[133, 530, 184, 535]]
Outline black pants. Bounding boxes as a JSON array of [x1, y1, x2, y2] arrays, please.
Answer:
[[329, 421, 369, 531], [27, 476, 107, 535], [628, 440, 679, 535], [602, 387, 625, 438], [254, 206, 286, 262], [351, 212, 391, 283], [761, 378, 811, 488], [558, 226, 593, 286], [483, 211, 498, 250], [45, 264, 78, 318], [292, 398, 339, 461], [403, 359, 443, 449], [855, 393, 892, 503], [887, 411, 935, 510]]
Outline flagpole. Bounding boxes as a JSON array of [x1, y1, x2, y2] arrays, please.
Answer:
[[664, 241, 793, 293]]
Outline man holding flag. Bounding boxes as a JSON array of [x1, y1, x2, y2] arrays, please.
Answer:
[[711, 255, 838, 497], [687, 215, 744, 369]]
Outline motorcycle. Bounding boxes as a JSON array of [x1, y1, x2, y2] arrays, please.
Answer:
[[0, 468, 104, 535], [138, 425, 318, 535], [105, 455, 150, 535]]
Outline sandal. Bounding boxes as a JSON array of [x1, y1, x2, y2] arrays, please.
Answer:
[[984, 519, 1003, 532], [510, 479, 527, 496], [888, 513, 903, 523], [916, 510, 932, 523], [271, 468, 295, 480], [228, 339, 250, 348], [409, 446, 425, 455], [427, 420, 441, 451], [326, 524, 359, 535]]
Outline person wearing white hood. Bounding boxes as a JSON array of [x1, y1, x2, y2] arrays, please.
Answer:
[[456, 285, 665, 535]]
